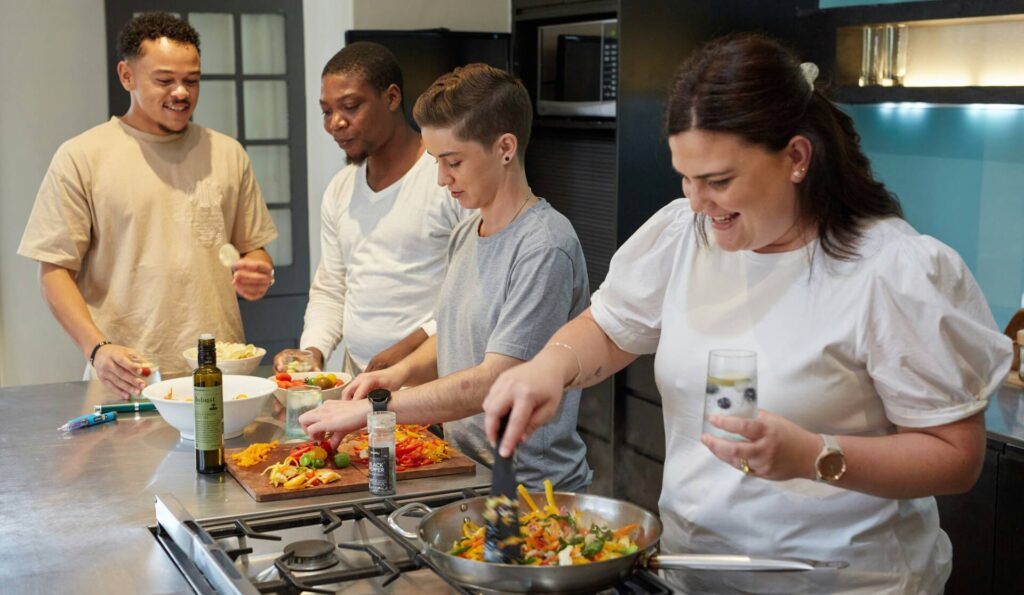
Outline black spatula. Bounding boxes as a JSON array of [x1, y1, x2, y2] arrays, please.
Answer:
[[483, 414, 522, 563]]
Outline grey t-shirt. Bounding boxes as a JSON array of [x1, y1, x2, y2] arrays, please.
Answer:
[[436, 199, 593, 491]]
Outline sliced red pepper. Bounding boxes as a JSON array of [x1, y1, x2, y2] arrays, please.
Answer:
[[288, 444, 315, 461]]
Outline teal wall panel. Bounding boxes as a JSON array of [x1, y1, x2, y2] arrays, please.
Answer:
[[843, 104, 1024, 329]]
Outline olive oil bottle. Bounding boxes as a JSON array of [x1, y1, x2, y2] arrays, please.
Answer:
[[193, 333, 224, 474]]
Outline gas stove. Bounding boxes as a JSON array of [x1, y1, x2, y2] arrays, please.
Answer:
[[150, 485, 673, 594]]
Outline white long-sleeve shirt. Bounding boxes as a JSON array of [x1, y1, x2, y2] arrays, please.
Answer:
[[300, 152, 467, 369]]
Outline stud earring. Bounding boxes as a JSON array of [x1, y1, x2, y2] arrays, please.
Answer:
[[503, 156, 511, 163]]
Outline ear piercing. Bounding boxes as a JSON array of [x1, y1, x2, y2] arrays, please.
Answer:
[[503, 155, 511, 163], [792, 167, 807, 180]]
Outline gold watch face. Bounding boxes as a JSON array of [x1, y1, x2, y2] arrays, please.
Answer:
[[818, 452, 846, 481]]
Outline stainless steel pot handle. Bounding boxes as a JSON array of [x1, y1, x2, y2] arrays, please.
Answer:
[[386, 502, 434, 540], [647, 553, 848, 572]]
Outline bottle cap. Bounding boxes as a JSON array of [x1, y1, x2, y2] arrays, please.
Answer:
[[367, 411, 396, 431], [199, 333, 214, 341]]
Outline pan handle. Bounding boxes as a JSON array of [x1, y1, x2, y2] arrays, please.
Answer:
[[386, 502, 434, 540], [646, 553, 848, 572]]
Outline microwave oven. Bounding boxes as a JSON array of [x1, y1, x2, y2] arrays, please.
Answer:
[[536, 18, 618, 118]]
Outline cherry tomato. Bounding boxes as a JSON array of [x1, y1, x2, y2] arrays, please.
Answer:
[[141, 367, 151, 378], [275, 372, 292, 382]]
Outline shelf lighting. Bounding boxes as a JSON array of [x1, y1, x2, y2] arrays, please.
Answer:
[[838, 14, 1024, 88]]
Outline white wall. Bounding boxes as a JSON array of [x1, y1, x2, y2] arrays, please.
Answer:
[[0, 0, 108, 386], [353, 0, 510, 31], [0, 0, 509, 386]]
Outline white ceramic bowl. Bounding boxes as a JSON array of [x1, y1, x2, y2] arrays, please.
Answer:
[[142, 375, 276, 440], [182, 346, 266, 375], [270, 371, 352, 406]]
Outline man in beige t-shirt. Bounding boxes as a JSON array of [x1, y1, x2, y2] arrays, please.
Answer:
[[18, 13, 277, 397]]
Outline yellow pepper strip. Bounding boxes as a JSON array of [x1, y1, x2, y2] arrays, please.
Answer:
[[518, 484, 539, 513], [544, 479, 558, 515]]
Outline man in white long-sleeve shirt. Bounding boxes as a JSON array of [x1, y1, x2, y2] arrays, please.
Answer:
[[274, 42, 467, 375]]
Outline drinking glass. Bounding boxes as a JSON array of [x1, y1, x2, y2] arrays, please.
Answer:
[[285, 385, 321, 441], [702, 349, 758, 441], [280, 349, 316, 374], [129, 353, 161, 401]]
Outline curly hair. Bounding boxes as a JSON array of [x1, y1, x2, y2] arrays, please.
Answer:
[[116, 12, 200, 61], [666, 33, 902, 261], [322, 42, 403, 97]]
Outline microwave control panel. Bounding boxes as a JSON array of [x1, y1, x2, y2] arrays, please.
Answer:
[[602, 37, 618, 100]]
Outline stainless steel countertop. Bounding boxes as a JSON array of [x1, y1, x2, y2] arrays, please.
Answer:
[[0, 380, 491, 594]]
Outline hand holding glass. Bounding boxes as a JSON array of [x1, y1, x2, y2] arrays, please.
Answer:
[[279, 349, 316, 374], [703, 349, 757, 441]]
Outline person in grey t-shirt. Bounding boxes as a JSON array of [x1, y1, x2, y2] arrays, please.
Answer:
[[300, 64, 592, 491]]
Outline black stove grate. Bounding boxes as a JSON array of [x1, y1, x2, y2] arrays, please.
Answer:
[[151, 485, 671, 595]]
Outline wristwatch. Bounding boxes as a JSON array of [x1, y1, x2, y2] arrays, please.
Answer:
[[814, 434, 847, 483], [368, 388, 391, 413]]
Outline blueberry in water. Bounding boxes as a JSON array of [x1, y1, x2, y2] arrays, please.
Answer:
[[706, 383, 719, 395], [744, 388, 757, 402], [717, 397, 732, 410]]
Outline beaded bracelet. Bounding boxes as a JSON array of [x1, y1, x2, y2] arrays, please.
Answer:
[[89, 340, 112, 366], [546, 342, 582, 388]]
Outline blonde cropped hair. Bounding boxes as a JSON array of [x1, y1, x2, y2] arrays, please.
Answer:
[[413, 63, 532, 158]]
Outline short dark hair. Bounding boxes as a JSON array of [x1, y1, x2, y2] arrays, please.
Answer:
[[322, 41, 403, 97], [666, 33, 902, 261], [116, 12, 200, 61], [413, 64, 532, 158]]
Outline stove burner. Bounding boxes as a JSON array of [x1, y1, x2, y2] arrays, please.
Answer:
[[282, 539, 339, 572]]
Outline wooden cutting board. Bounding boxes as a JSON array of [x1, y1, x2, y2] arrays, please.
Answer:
[[225, 445, 477, 502]]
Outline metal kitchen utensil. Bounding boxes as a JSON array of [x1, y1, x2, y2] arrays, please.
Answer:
[[387, 491, 847, 593], [483, 414, 521, 563]]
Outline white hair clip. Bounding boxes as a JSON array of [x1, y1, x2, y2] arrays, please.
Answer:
[[800, 62, 819, 91]]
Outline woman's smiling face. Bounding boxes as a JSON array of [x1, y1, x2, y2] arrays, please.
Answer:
[[669, 128, 812, 254]]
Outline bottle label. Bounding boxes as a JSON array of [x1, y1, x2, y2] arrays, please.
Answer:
[[368, 446, 395, 494], [194, 386, 224, 450]]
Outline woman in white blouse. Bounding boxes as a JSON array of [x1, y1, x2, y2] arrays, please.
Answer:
[[482, 33, 1011, 594]]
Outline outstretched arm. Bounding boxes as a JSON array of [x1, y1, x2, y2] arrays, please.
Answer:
[[483, 308, 638, 457], [301, 351, 520, 446]]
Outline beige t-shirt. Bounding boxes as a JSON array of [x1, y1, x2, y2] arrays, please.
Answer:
[[18, 117, 278, 377]]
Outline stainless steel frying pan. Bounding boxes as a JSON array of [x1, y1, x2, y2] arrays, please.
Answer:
[[387, 491, 846, 593]]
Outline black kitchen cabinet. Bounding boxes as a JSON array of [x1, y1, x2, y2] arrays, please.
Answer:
[[993, 444, 1024, 593], [937, 439, 1024, 595]]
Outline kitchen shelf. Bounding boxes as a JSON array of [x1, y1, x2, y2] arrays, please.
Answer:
[[832, 85, 1024, 105], [798, 0, 1024, 105], [798, 0, 1024, 26]]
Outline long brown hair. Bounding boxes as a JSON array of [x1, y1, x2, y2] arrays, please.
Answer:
[[665, 33, 902, 260]]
